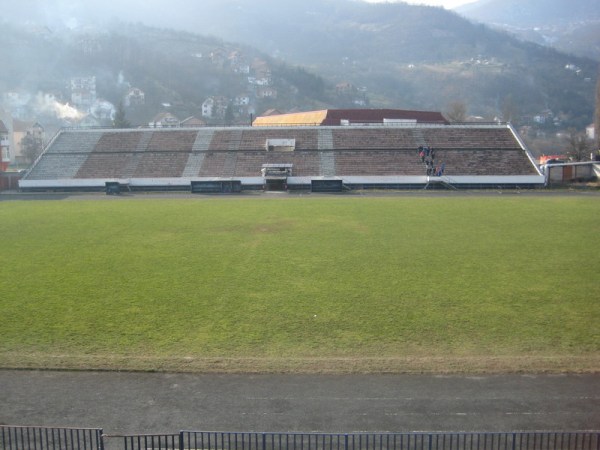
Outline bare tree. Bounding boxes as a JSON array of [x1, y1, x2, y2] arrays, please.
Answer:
[[444, 100, 467, 123], [501, 94, 519, 123], [21, 131, 44, 165], [566, 128, 590, 162]]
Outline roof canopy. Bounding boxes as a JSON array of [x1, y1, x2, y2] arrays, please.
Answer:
[[252, 109, 448, 126]]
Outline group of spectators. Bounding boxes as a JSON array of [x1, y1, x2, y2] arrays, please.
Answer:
[[418, 145, 445, 177]]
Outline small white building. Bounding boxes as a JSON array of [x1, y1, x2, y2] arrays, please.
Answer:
[[124, 88, 145, 107], [586, 123, 595, 141]]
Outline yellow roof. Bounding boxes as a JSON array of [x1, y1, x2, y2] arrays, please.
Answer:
[[253, 110, 328, 126]]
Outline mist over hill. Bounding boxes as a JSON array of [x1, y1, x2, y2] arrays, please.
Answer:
[[456, 0, 600, 27], [456, 0, 600, 61], [1, 0, 598, 135]]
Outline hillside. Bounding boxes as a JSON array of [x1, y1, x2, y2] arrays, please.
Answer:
[[172, 0, 597, 127], [456, 0, 600, 26], [456, 0, 600, 61], [1, 0, 598, 134], [94, 0, 598, 126], [0, 22, 331, 130]]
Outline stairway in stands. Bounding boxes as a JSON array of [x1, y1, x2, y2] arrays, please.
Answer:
[[222, 129, 242, 177], [122, 131, 153, 178], [183, 129, 215, 177], [318, 129, 336, 176], [411, 128, 427, 148]]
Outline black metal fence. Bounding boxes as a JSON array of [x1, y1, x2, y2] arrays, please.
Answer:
[[179, 431, 600, 450], [3, 427, 599, 450], [1, 426, 104, 450], [121, 434, 179, 450]]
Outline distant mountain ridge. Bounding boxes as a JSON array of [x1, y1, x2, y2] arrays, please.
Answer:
[[456, 0, 600, 60], [456, 0, 600, 27]]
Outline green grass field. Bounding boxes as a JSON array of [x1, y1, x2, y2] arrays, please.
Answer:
[[0, 195, 598, 373]]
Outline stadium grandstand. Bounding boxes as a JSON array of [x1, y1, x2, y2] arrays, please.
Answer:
[[19, 120, 544, 193]]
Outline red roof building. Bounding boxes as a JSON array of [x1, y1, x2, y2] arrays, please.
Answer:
[[253, 109, 448, 126]]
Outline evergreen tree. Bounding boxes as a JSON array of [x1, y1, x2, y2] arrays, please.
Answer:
[[224, 103, 235, 126], [113, 101, 131, 128]]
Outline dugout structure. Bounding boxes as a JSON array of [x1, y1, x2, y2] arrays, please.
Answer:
[[19, 123, 544, 192]]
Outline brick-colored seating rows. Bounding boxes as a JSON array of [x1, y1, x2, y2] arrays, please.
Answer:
[[26, 154, 89, 179], [133, 152, 190, 178], [332, 128, 416, 149], [435, 149, 538, 175], [46, 131, 104, 154], [76, 153, 132, 178], [198, 152, 229, 177], [147, 130, 198, 152], [26, 127, 537, 181], [208, 129, 320, 151], [422, 128, 517, 149], [207, 130, 244, 152], [334, 150, 424, 175], [94, 132, 145, 153]]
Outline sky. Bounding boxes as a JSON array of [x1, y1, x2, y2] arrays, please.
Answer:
[[363, 0, 478, 9]]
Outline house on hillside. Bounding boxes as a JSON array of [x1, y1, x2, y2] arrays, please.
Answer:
[[149, 112, 180, 128], [229, 51, 250, 74], [335, 82, 368, 106], [335, 82, 355, 94], [71, 76, 97, 109], [0, 120, 10, 171], [181, 116, 206, 128], [202, 96, 228, 119], [256, 87, 277, 99], [249, 59, 272, 86], [124, 88, 145, 107], [233, 94, 254, 118], [13, 120, 45, 166], [234, 94, 251, 107], [210, 49, 227, 68]]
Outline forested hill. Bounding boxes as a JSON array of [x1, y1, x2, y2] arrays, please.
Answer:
[[100, 0, 597, 125], [0, 22, 331, 127], [1, 0, 598, 129]]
